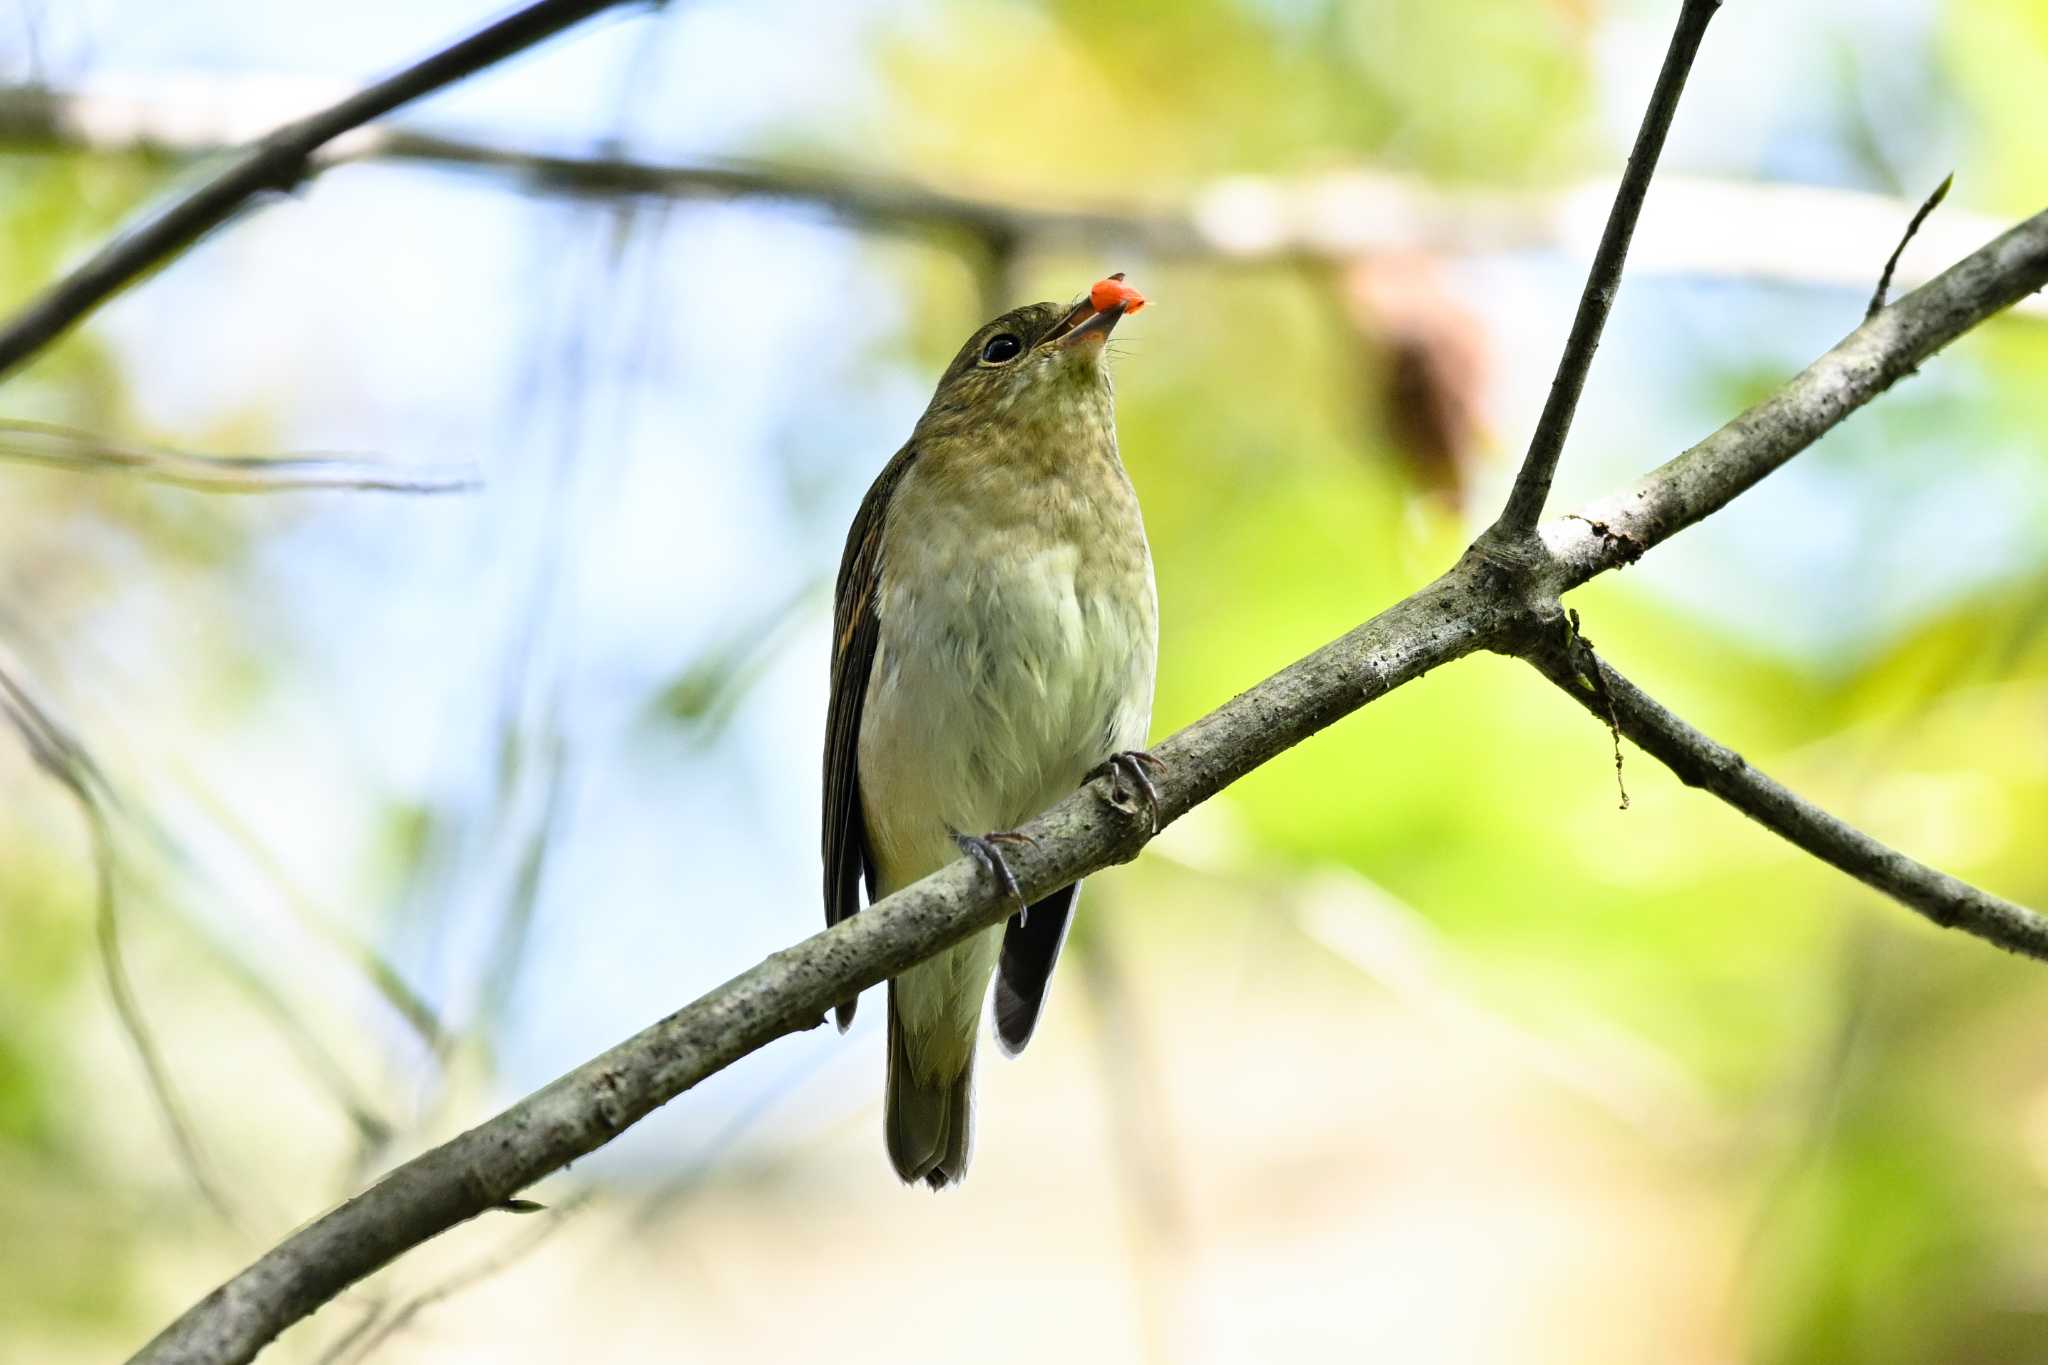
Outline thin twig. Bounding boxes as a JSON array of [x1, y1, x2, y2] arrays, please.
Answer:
[[1725, 923, 1877, 1322], [166, 775, 448, 1055], [309, 1301, 385, 1365], [0, 615, 418, 1154], [0, 0, 651, 380], [1868, 172, 1954, 319], [327, 1192, 591, 1365], [1565, 610, 1629, 809], [1527, 644, 2048, 957], [85, 805, 245, 1230], [1293, 869, 1718, 1143], [0, 419, 480, 493], [0, 664, 242, 1228], [1492, 0, 1722, 537]]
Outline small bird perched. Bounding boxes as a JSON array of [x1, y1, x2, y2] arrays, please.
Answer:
[[823, 275, 1159, 1188]]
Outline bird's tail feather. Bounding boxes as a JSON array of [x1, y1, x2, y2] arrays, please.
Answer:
[[885, 980, 974, 1189]]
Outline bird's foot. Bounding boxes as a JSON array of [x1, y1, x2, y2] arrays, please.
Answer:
[[1088, 750, 1165, 833], [950, 828, 1035, 918]]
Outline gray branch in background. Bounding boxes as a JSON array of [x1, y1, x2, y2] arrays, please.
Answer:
[[0, 0, 652, 380], [1, 83, 2042, 314], [129, 190, 2048, 1364]]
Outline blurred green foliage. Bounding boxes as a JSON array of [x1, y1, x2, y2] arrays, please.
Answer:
[[874, 0, 1592, 183], [5, 1, 2048, 1362]]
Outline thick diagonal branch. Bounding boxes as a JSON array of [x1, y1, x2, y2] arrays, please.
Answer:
[[0, 0, 646, 381], [1528, 642, 2048, 960], [1491, 0, 1721, 536]]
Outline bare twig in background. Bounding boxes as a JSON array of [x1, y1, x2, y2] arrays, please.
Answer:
[[119, 815, 407, 1161], [651, 582, 820, 746], [0, 608, 424, 1161], [1724, 923, 1879, 1324], [192, 942, 397, 1160], [128, 189, 2048, 1365], [0, 0, 653, 380], [170, 778, 447, 1057], [1492, 0, 1720, 537], [0, 663, 242, 1228], [0, 418, 479, 493], [466, 193, 657, 1043], [306, 1302, 382, 1365], [320, 1192, 592, 1365], [84, 805, 246, 1231], [1295, 872, 1719, 1145], [627, 1042, 841, 1232], [473, 726, 568, 1034], [3, 83, 2044, 315], [1868, 172, 1955, 319]]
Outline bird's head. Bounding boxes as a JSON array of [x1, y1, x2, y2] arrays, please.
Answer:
[[913, 275, 1146, 444]]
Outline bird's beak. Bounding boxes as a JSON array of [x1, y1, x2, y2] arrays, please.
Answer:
[[1057, 301, 1128, 350], [1046, 273, 1146, 351], [1042, 296, 1099, 347]]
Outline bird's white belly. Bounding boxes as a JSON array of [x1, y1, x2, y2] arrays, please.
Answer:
[[858, 539, 1153, 890], [856, 459, 1155, 1081]]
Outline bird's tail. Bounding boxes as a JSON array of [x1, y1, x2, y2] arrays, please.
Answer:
[[885, 979, 975, 1189]]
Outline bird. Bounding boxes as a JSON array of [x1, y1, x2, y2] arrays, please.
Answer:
[[822, 274, 1159, 1188]]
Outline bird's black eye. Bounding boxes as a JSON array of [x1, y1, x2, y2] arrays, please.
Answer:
[[980, 333, 1024, 365]]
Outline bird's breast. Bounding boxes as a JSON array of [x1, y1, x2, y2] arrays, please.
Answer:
[[857, 457, 1157, 886]]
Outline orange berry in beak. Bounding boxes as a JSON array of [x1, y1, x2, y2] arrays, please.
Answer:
[[1090, 276, 1146, 316]]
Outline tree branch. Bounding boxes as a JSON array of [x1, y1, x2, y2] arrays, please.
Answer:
[[1527, 637, 2048, 959], [0, 0, 650, 382], [1868, 171, 1954, 320], [6, 83, 2044, 314], [1491, 0, 1721, 537], [126, 188, 2048, 1362], [1540, 205, 2048, 588]]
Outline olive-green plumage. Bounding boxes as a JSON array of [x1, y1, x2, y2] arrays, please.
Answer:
[[823, 286, 1156, 1187]]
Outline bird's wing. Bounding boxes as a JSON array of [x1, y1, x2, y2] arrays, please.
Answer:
[[822, 444, 917, 1030], [993, 881, 1082, 1055]]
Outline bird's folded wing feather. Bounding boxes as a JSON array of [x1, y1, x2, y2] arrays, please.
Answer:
[[994, 881, 1081, 1055], [822, 445, 919, 1026]]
